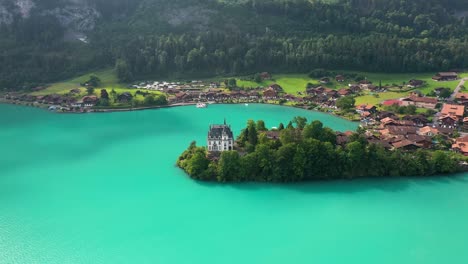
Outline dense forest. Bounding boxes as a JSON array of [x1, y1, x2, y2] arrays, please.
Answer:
[[177, 118, 462, 182], [1, 0, 468, 90]]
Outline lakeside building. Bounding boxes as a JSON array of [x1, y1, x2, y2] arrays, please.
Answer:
[[207, 120, 234, 152]]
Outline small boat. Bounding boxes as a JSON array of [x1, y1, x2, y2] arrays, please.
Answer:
[[245, 103, 249, 106], [196, 103, 207, 108]]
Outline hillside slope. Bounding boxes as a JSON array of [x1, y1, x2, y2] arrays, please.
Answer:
[[1, 0, 468, 90]]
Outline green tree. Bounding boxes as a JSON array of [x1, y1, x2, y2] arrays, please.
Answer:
[[218, 151, 241, 182], [278, 123, 285, 130], [247, 120, 258, 146], [86, 86, 95, 95], [336, 96, 356, 112], [115, 59, 133, 82], [256, 120, 267, 131], [144, 95, 155, 106], [87, 75, 101, 87], [293, 116, 308, 129], [100, 89, 109, 99]]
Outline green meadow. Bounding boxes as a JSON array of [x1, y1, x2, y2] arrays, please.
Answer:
[[33, 69, 467, 107]]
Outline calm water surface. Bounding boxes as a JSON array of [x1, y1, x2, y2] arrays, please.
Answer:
[[1, 103, 467, 264]]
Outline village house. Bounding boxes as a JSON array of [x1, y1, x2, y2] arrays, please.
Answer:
[[348, 85, 361, 94], [403, 115, 429, 127], [432, 72, 458, 81], [400, 96, 438, 109], [381, 126, 418, 137], [356, 104, 377, 114], [418, 126, 439, 137], [269, 84, 283, 92], [455, 93, 468, 105], [379, 117, 415, 128], [337, 88, 351, 97], [452, 136, 468, 156], [264, 130, 281, 140], [438, 115, 459, 128], [407, 79, 425, 88], [72, 95, 98, 108], [320, 77, 330, 84], [335, 75, 345, 82], [207, 120, 234, 152], [118, 92, 133, 103], [376, 111, 398, 121], [263, 87, 278, 99], [392, 140, 421, 151], [260, 72, 271, 80], [441, 104, 465, 119]]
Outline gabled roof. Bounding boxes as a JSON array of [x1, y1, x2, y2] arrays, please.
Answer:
[[392, 140, 420, 149], [441, 104, 465, 117]]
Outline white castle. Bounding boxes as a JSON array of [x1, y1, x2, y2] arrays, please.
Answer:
[[207, 119, 234, 152]]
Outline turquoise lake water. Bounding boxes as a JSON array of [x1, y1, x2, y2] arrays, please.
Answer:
[[1, 103, 468, 264]]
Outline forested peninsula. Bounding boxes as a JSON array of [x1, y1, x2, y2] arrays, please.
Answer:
[[177, 118, 463, 182]]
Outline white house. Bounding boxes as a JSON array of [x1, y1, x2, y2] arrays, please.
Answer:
[[207, 120, 234, 152]]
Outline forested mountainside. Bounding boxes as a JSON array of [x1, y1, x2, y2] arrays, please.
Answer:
[[1, 0, 468, 90]]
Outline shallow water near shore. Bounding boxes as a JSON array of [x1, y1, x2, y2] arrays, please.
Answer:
[[1, 103, 468, 264]]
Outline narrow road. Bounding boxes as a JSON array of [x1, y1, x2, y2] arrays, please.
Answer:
[[432, 77, 468, 127], [449, 77, 468, 101]]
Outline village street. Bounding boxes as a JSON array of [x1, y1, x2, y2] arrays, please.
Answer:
[[449, 77, 468, 101]]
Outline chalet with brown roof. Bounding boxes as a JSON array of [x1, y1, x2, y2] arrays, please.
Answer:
[[376, 111, 398, 121], [264, 131, 280, 140], [269, 84, 283, 92], [73, 95, 98, 107], [379, 117, 415, 127], [408, 79, 424, 88], [368, 138, 393, 149], [418, 126, 439, 137], [406, 134, 432, 149], [455, 93, 468, 105], [320, 77, 330, 84], [348, 85, 361, 93], [324, 88, 338, 98], [70, 88, 81, 94], [403, 115, 429, 127], [263, 87, 278, 99], [392, 140, 421, 151], [463, 117, 468, 131], [438, 115, 458, 128], [381, 126, 418, 136], [260, 72, 271, 80], [336, 132, 349, 146], [338, 88, 351, 96], [441, 104, 465, 118], [400, 96, 438, 109], [432, 72, 458, 81], [356, 104, 377, 113], [335, 75, 345, 82], [452, 136, 468, 156]]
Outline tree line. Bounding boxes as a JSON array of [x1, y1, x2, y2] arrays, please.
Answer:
[[1, 0, 468, 90], [177, 118, 462, 182]]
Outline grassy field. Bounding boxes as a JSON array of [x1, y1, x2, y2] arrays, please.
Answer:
[[32, 69, 467, 108], [236, 74, 343, 94], [32, 69, 164, 100]]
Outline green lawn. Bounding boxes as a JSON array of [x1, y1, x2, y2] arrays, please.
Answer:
[[32, 69, 467, 108], [354, 92, 409, 106], [236, 73, 345, 95], [32, 68, 164, 99], [341, 71, 462, 94]]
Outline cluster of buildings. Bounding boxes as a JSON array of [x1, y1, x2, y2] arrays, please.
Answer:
[[132, 80, 220, 92]]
